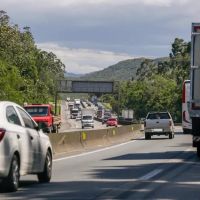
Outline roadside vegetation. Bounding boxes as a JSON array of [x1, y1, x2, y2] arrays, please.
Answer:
[[0, 11, 65, 105], [107, 38, 190, 122]]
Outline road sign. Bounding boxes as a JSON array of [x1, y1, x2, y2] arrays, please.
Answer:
[[57, 80, 118, 94]]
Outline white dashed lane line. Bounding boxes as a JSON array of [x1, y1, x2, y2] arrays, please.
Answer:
[[139, 169, 163, 181]]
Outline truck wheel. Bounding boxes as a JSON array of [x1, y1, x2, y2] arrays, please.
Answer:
[[197, 146, 200, 158], [47, 127, 52, 134], [2, 155, 20, 192], [169, 132, 173, 139], [149, 134, 151, 139], [37, 151, 52, 183], [52, 125, 57, 133]]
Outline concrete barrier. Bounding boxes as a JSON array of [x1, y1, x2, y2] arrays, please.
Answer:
[[49, 124, 142, 156]]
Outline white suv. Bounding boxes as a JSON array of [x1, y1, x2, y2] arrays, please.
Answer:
[[0, 101, 53, 192]]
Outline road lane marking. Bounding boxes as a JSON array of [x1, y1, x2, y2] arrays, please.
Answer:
[[139, 169, 163, 181], [138, 147, 194, 181], [53, 136, 144, 162]]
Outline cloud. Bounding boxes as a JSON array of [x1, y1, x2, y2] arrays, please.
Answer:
[[1, 0, 190, 9], [2, 0, 200, 61], [37, 43, 133, 74]]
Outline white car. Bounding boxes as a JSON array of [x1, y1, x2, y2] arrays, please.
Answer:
[[0, 101, 53, 192]]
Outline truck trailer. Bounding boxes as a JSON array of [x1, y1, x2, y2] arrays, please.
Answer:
[[190, 23, 200, 157]]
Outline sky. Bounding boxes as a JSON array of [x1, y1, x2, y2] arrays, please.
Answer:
[[1, 0, 200, 74]]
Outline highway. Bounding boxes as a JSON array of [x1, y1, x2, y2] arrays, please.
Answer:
[[1, 127, 200, 199], [59, 100, 107, 133]]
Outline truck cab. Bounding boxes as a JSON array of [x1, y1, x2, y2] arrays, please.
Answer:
[[81, 108, 95, 129], [81, 115, 94, 129], [70, 108, 79, 119], [24, 104, 56, 133]]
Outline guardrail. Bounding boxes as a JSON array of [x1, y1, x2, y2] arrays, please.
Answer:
[[49, 124, 142, 156]]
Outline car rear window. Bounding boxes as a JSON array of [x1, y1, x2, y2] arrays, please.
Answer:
[[147, 112, 170, 119], [82, 116, 92, 120], [108, 118, 117, 121]]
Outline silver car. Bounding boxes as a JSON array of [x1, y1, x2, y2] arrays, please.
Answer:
[[144, 111, 175, 139], [0, 101, 53, 192]]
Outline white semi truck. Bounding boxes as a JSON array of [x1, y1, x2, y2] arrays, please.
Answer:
[[190, 23, 200, 157]]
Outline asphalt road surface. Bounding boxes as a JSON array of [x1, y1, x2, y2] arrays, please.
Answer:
[[1, 128, 200, 199]]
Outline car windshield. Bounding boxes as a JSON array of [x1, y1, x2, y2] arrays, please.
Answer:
[[72, 110, 79, 114], [104, 115, 111, 119], [82, 116, 92, 120], [147, 112, 170, 119], [25, 106, 49, 117]]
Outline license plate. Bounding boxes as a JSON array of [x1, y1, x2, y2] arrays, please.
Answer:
[[153, 129, 163, 132]]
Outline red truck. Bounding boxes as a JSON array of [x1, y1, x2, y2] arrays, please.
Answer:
[[24, 104, 61, 133]]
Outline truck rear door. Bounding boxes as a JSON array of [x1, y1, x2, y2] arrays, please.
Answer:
[[191, 23, 200, 110]]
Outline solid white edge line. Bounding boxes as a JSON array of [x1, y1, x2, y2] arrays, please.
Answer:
[[53, 136, 144, 162]]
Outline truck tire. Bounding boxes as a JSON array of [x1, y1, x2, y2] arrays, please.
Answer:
[[197, 146, 200, 158], [52, 124, 57, 133], [2, 155, 20, 192], [149, 134, 151, 139], [145, 132, 150, 140], [169, 132, 173, 139]]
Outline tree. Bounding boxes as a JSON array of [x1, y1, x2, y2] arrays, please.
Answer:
[[0, 11, 65, 104], [116, 38, 190, 121]]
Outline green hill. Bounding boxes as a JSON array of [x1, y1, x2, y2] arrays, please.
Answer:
[[81, 57, 168, 81]]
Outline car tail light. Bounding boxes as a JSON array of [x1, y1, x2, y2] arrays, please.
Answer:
[[0, 128, 6, 142], [169, 121, 172, 126], [144, 121, 146, 127], [182, 82, 186, 103]]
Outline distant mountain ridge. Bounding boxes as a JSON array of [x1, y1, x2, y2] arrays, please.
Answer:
[[81, 57, 168, 81], [64, 72, 82, 78]]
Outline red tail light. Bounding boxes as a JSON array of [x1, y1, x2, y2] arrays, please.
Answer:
[[144, 121, 146, 127], [0, 128, 6, 142], [182, 82, 186, 103], [169, 121, 172, 126]]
